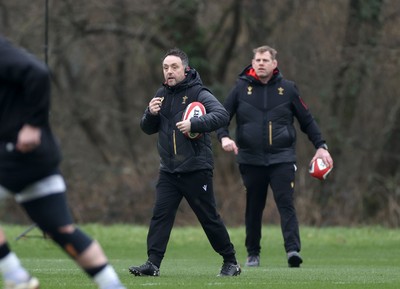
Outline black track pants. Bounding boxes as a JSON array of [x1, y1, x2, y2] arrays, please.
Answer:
[[146, 170, 236, 267], [239, 163, 300, 256]]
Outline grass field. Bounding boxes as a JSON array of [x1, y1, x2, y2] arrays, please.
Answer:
[[1, 224, 400, 288]]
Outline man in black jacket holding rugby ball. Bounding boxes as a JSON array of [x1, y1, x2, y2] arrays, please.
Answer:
[[129, 48, 240, 277], [217, 45, 333, 268]]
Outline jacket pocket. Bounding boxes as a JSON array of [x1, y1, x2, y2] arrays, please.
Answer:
[[191, 140, 201, 156]]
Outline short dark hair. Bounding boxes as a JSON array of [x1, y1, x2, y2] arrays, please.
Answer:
[[163, 48, 189, 68]]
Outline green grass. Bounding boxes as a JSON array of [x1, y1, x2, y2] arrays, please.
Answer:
[[2, 224, 400, 288]]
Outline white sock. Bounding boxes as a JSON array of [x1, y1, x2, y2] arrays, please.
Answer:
[[0, 252, 30, 283], [93, 265, 125, 289]]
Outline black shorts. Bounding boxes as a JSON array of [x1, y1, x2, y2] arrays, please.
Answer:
[[0, 129, 61, 192]]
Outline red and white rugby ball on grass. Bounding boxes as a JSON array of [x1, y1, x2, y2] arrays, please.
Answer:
[[182, 101, 206, 139], [309, 158, 333, 180]]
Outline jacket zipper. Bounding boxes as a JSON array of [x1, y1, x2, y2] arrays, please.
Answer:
[[169, 93, 178, 156], [173, 130, 177, 155], [269, 121, 272, 145]]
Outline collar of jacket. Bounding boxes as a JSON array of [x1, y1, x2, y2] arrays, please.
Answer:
[[240, 65, 281, 84]]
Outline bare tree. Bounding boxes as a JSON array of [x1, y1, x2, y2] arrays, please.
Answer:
[[1, 0, 399, 226]]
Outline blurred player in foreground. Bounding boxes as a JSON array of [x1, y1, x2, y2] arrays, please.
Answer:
[[0, 35, 126, 289]]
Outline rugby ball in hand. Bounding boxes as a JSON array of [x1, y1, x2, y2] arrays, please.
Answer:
[[182, 101, 206, 139], [309, 158, 333, 180]]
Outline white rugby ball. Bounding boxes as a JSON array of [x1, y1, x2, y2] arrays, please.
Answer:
[[181, 101, 206, 139], [309, 158, 333, 180]]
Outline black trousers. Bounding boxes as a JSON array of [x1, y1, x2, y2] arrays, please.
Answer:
[[147, 169, 236, 268], [239, 163, 300, 256]]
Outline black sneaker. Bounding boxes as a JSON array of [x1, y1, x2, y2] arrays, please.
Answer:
[[129, 261, 160, 276], [218, 262, 241, 276], [287, 251, 303, 268], [245, 255, 260, 267]]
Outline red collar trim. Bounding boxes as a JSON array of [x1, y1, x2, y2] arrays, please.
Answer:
[[246, 68, 260, 80]]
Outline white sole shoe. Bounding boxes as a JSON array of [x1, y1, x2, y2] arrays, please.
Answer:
[[4, 277, 39, 289]]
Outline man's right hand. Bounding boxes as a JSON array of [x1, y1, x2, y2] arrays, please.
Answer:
[[148, 97, 164, 115], [221, 137, 239, 155], [16, 124, 41, 153]]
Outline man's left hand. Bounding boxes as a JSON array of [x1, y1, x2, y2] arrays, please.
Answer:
[[310, 148, 333, 168], [176, 119, 191, 135]]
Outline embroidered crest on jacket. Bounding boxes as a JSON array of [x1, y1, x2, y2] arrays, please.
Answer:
[[247, 86, 253, 95]]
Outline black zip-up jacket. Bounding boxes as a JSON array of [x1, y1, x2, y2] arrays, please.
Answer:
[[0, 36, 61, 190], [0, 36, 50, 140], [217, 65, 326, 166], [141, 68, 229, 173]]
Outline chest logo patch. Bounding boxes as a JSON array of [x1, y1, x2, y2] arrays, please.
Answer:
[[278, 87, 284, 95], [182, 95, 188, 104], [247, 86, 253, 95]]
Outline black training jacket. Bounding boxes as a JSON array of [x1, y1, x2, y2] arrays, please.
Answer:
[[0, 36, 51, 140], [141, 68, 229, 173], [0, 36, 61, 191], [217, 65, 326, 166]]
